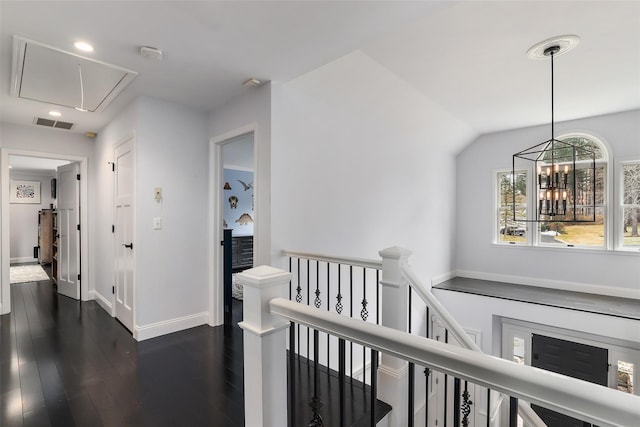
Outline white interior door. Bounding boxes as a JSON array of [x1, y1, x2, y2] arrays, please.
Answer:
[[56, 162, 80, 300], [114, 138, 134, 332]]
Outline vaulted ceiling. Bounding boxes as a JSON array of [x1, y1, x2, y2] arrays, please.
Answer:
[[1, 1, 639, 138]]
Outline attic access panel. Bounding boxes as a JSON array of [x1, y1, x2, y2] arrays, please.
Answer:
[[11, 37, 137, 112]]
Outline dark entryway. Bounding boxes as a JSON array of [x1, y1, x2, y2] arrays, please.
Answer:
[[532, 334, 608, 426]]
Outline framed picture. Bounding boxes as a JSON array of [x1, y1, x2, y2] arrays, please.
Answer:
[[10, 180, 41, 204]]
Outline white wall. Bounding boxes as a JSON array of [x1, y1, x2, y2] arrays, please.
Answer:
[[90, 99, 139, 312], [271, 51, 476, 283], [209, 84, 271, 266], [9, 170, 55, 263], [92, 96, 210, 339], [455, 109, 640, 295]]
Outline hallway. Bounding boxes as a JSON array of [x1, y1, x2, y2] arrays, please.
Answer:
[[0, 279, 244, 426]]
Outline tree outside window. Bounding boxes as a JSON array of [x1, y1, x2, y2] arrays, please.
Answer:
[[539, 135, 606, 248], [497, 170, 527, 243], [622, 162, 640, 249]]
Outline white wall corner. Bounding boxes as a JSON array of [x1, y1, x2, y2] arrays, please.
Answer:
[[133, 312, 209, 341], [431, 271, 456, 286]]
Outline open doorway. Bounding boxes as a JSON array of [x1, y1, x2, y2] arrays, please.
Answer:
[[1, 149, 89, 315], [209, 126, 256, 326]]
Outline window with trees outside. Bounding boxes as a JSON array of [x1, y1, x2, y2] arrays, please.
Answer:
[[539, 135, 607, 248], [497, 170, 527, 243], [497, 134, 609, 248], [622, 161, 640, 249]]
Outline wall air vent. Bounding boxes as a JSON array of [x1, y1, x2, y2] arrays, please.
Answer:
[[34, 117, 74, 130]]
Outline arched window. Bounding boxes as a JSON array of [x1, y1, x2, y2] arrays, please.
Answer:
[[496, 133, 610, 249], [539, 134, 609, 249]]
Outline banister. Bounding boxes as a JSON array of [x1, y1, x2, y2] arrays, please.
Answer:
[[403, 264, 546, 426], [402, 265, 482, 352], [282, 250, 382, 270], [269, 297, 640, 427]]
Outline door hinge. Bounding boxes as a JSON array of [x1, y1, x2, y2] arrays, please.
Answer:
[[77, 224, 80, 231], [112, 225, 115, 233], [112, 286, 115, 294], [109, 162, 115, 172], [77, 274, 81, 281]]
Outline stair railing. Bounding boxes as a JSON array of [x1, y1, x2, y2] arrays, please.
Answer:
[[402, 263, 546, 427]]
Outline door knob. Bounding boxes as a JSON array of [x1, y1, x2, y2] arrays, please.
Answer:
[[123, 243, 133, 249]]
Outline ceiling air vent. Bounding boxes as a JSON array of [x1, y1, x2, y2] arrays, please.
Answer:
[[34, 117, 74, 130]]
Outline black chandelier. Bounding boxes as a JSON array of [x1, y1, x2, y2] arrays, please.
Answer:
[[512, 36, 596, 223]]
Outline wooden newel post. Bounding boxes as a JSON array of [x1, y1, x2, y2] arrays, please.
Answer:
[[378, 246, 413, 427], [238, 265, 292, 427]]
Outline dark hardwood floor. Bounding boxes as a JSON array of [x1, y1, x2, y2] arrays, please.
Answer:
[[1, 272, 389, 426], [1, 278, 244, 427]]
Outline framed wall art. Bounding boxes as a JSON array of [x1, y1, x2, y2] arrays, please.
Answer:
[[10, 180, 41, 204]]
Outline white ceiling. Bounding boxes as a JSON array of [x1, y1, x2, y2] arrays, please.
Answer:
[[9, 155, 70, 172], [1, 1, 639, 139]]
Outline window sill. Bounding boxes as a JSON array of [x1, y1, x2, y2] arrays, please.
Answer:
[[492, 242, 640, 256]]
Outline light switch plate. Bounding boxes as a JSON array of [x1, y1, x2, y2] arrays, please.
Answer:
[[153, 217, 162, 230]]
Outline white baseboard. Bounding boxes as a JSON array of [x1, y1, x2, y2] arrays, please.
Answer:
[[455, 269, 640, 300], [91, 290, 113, 316], [11, 257, 37, 264], [134, 312, 209, 341]]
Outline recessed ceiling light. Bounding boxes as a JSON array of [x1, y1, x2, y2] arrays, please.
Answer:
[[74, 41, 94, 52], [49, 111, 61, 117]]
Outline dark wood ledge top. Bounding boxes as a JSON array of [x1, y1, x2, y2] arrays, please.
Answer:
[[433, 276, 640, 321]]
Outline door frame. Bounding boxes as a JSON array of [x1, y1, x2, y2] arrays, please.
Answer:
[[1, 148, 89, 314], [501, 317, 640, 396], [209, 124, 257, 326]]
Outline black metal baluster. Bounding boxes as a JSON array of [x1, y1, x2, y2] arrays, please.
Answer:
[[408, 363, 415, 427], [349, 265, 353, 382], [461, 381, 473, 427], [336, 264, 343, 314], [424, 367, 430, 427], [309, 329, 324, 426], [296, 258, 302, 303], [361, 267, 369, 321], [361, 268, 367, 387], [339, 338, 346, 427], [486, 389, 491, 427], [297, 258, 301, 356], [289, 322, 296, 427], [509, 397, 518, 427], [307, 259, 310, 359], [326, 262, 330, 370], [425, 306, 430, 427], [454, 377, 461, 426], [315, 260, 321, 308], [370, 349, 378, 427]]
